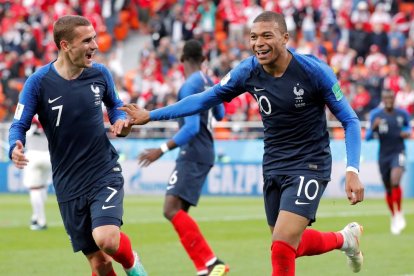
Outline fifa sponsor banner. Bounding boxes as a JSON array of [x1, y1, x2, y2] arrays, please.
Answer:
[[1, 139, 414, 197], [118, 160, 412, 198], [121, 160, 263, 195], [1, 160, 413, 197]]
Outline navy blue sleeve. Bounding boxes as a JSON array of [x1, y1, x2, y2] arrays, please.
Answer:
[[8, 72, 42, 159], [309, 56, 361, 170], [171, 79, 201, 146], [150, 88, 223, 120], [365, 108, 381, 141], [172, 114, 200, 146], [95, 64, 126, 124], [401, 109, 411, 134], [213, 103, 225, 121]]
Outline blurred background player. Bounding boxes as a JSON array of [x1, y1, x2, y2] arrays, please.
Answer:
[[120, 11, 365, 276], [9, 15, 147, 276], [24, 117, 51, 231], [366, 90, 411, 235], [137, 39, 227, 276]]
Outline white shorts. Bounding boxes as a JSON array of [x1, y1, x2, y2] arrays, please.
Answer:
[[23, 150, 52, 189]]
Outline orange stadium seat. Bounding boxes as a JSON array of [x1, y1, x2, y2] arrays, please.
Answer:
[[114, 23, 129, 41], [97, 31, 112, 53]]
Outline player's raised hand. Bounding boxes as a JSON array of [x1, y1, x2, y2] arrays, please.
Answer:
[[345, 171, 364, 205], [12, 140, 29, 169], [111, 118, 132, 137], [138, 148, 163, 167], [118, 103, 150, 125]]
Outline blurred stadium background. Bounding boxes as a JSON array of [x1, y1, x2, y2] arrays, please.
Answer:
[[0, 0, 414, 275]]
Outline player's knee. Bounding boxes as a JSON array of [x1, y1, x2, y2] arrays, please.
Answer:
[[163, 208, 178, 221], [93, 232, 119, 254]]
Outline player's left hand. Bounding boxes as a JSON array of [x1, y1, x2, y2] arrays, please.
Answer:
[[345, 171, 364, 205], [111, 119, 132, 137], [138, 148, 163, 167]]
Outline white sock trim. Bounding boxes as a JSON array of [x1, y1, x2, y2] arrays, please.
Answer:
[[206, 256, 217, 267]]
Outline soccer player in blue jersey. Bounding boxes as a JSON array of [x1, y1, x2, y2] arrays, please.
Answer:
[[120, 11, 365, 276], [9, 15, 147, 276], [137, 39, 227, 276], [366, 90, 411, 235]]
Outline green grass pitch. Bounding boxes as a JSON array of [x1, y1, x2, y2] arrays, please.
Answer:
[[0, 195, 413, 275]]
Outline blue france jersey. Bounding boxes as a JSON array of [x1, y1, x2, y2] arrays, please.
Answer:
[[173, 71, 220, 165], [212, 53, 360, 179], [150, 52, 361, 179], [9, 62, 126, 202], [366, 107, 410, 159]]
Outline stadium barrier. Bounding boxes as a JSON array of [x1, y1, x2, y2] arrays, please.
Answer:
[[1, 139, 413, 198]]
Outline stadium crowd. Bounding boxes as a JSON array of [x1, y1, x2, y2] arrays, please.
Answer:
[[1, 0, 414, 131]]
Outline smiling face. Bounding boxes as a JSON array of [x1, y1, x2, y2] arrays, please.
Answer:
[[249, 19, 289, 70], [62, 25, 98, 68]]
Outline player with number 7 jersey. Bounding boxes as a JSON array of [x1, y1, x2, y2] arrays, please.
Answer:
[[9, 15, 147, 276]]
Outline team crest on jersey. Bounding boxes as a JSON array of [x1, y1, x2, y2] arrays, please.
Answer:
[[220, 72, 231, 86], [332, 83, 343, 101], [91, 83, 101, 106], [293, 83, 306, 108]]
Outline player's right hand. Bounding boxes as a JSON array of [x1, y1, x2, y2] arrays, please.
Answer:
[[138, 148, 163, 167], [12, 140, 29, 169], [118, 103, 150, 125]]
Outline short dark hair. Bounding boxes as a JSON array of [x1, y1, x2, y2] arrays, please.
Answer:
[[253, 11, 287, 33], [53, 15, 91, 50], [181, 39, 204, 63]]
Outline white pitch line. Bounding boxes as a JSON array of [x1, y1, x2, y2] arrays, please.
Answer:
[[0, 209, 413, 228]]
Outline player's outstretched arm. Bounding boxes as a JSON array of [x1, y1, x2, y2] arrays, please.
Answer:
[[118, 104, 150, 125], [11, 140, 29, 169], [345, 171, 364, 205]]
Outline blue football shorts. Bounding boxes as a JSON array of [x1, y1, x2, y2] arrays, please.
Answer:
[[166, 160, 212, 206], [263, 174, 328, 227], [379, 152, 405, 183], [58, 170, 124, 255]]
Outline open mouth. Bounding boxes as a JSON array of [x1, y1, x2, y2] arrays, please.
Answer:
[[86, 53, 94, 61], [256, 50, 270, 57]]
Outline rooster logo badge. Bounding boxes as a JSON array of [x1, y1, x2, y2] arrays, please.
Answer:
[[293, 83, 304, 100]]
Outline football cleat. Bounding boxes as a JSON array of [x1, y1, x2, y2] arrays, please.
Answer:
[[395, 211, 406, 232], [30, 221, 47, 231], [390, 215, 401, 235], [340, 222, 363, 273], [125, 251, 147, 276], [207, 259, 229, 276]]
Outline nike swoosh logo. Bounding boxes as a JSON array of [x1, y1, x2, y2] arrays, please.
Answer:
[[48, 96, 62, 104], [295, 199, 310, 205], [102, 205, 116, 210], [254, 87, 265, 92], [166, 185, 174, 190]]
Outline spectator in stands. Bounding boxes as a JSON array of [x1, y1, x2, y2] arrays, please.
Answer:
[[395, 83, 414, 117], [364, 62, 384, 110], [366, 90, 410, 235], [349, 21, 371, 60], [351, 83, 371, 120], [383, 63, 407, 95], [365, 44, 387, 69]]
